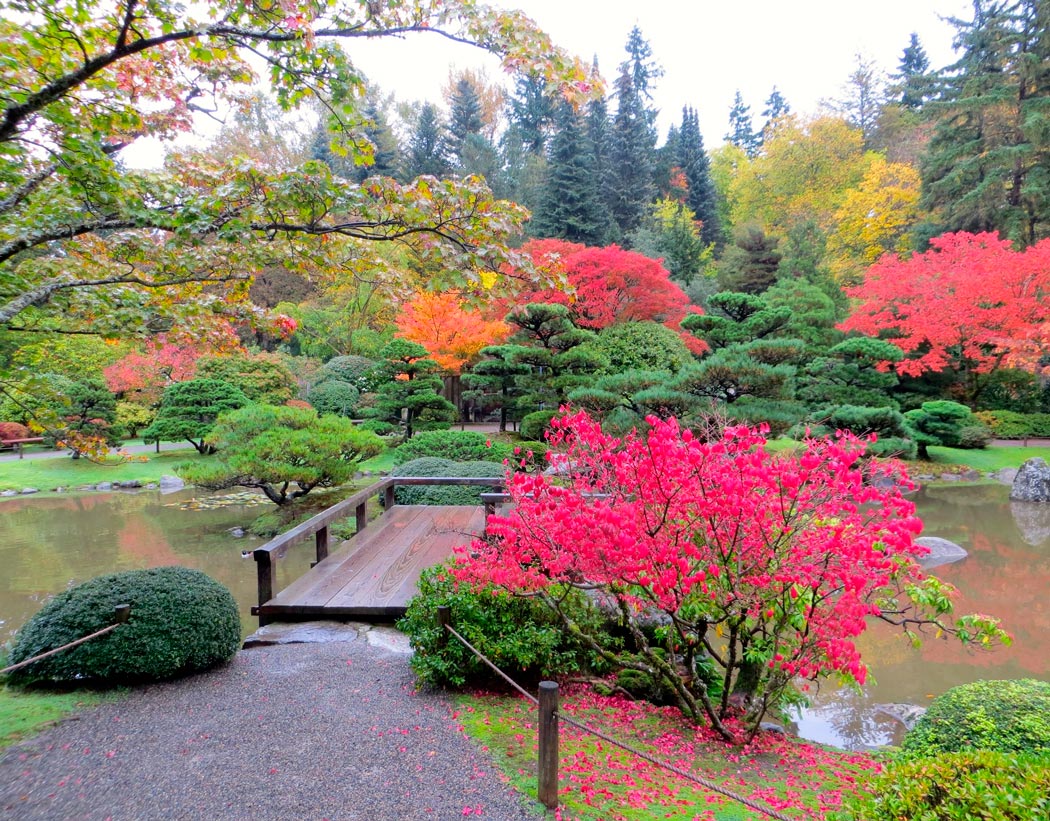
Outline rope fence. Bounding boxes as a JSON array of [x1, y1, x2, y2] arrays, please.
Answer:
[[437, 606, 797, 821], [0, 605, 131, 676]]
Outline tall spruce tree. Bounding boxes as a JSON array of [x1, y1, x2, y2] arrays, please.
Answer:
[[893, 33, 934, 110], [726, 91, 761, 158], [507, 73, 557, 156], [607, 63, 656, 238], [585, 60, 616, 242], [533, 102, 608, 245], [678, 106, 722, 247], [922, 0, 1050, 245], [403, 102, 452, 179], [447, 76, 490, 176]]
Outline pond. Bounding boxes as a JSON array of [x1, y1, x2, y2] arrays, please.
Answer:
[[1, 483, 1048, 751], [0, 488, 312, 644]]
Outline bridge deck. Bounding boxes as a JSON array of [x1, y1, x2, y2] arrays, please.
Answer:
[[256, 504, 485, 621]]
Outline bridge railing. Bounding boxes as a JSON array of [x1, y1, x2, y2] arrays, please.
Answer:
[[251, 475, 504, 618]]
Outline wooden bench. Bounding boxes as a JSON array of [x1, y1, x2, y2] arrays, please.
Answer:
[[0, 437, 44, 459]]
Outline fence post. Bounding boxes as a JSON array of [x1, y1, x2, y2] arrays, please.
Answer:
[[436, 605, 451, 648], [314, 525, 329, 566], [538, 680, 559, 810]]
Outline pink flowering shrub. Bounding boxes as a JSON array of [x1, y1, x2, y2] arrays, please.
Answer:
[[455, 409, 1007, 743]]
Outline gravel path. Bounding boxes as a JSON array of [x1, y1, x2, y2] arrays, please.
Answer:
[[0, 629, 540, 821]]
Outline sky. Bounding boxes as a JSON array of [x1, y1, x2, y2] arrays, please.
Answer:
[[347, 0, 977, 145], [123, 0, 977, 167]]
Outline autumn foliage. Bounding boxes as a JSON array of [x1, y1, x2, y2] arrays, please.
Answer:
[[509, 240, 697, 337], [841, 232, 1050, 393], [395, 291, 510, 374], [103, 338, 205, 402], [455, 409, 1006, 742]]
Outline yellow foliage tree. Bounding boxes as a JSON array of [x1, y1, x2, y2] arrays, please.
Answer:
[[395, 292, 510, 375]]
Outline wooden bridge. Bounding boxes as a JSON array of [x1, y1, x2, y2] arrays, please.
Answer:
[[251, 477, 505, 625]]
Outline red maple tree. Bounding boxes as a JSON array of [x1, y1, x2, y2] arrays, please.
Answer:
[[395, 291, 510, 375], [103, 337, 205, 402], [840, 232, 1050, 399]]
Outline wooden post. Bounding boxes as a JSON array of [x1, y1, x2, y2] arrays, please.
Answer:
[[436, 605, 451, 647], [315, 525, 329, 564], [113, 604, 131, 623], [155, 439, 160, 454], [355, 501, 367, 534], [538, 681, 559, 810], [17, 442, 24, 460], [254, 549, 274, 626], [383, 483, 396, 510]]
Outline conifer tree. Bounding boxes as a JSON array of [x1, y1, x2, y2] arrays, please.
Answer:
[[726, 91, 761, 158], [310, 91, 400, 182], [893, 33, 934, 110], [448, 76, 494, 177], [607, 62, 656, 238], [403, 102, 452, 179], [678, 106, 722, 247], [533, 102, 608, 245], [507, 73, 557, 156], [761, 86, 791, 140]]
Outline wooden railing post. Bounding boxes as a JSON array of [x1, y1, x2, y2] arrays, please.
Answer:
[[254, 549, 274, 626], [314, 526, 329, 566], [538, 681, 559, 810], [383, 483, 396, 510], [355, 501, 367, 534]]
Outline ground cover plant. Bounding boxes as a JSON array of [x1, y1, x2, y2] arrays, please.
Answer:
[[453, 410, 1008, 742], [0, 686, 112, 749], [454, 686, 881, 820]]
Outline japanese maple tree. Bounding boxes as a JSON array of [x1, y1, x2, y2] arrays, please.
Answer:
[[395, 292, 510, 374], [103, 338, 206, 403], [455, 409, 1007, 742], [508, 240, 697, 339], [840, 232, 1050, 400]]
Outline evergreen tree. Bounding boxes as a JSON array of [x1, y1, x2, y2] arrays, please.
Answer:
[[447, 76, 492, 176], [922, 0, 1050, 245], [623, 25, 663, 136], [310, 90, 400, 182], [367, 339, 456, 440], [533, 102, 608, 245], [726, 91, 761, 158], [893, 33, 934, 110], [715, 224, 782, 294], [403, 102, 452, 179], [507, 73, 557, 155], [606, 61, 656, 238], [584, 63, 616, 243], [677, 106, 722, 247], [653, 122, 681, 199], [761, 86, 791, 139], [462, 345, 530, 432]]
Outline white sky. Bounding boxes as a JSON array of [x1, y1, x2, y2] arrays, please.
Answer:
[[124, 0, 975, 166], [347, 0, 975, 145]]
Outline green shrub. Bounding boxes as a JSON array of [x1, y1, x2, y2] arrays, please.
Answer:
[[834, 750, 1050, 821], [397, 563, 599, 687], [901, 679, 1050, 758], [392, 458, 504, 505], [975, 410, 1032, 439], [520, 410, 557, 442], [392, 430, 515, 466], [358, 419, 398, 436], [318, 355, 381, 391], [957, 424, 992, 449], [306, 379, 360, 417], [5, 567, 240, 686]]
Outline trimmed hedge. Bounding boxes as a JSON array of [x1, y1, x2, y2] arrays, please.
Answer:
[[392, 430, 515, 466], [901, 679, 1050, 758], [5, 567, 241, 686], [392, 457, 504, 505], [975, 410, 1050, 439], [834, 750, 1050, 821]]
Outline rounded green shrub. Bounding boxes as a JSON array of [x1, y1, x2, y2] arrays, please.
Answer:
[[398, 563, 600, 688], [975, 409, 1032, 439], [318, 355, 381, 391], [834, 750, 1050, 821], [956, 423, 992, 449], [392, 430, 514, 466], [520, 410, 557, 442], [901, 679, 1050, 757], [306, 379, 360, 417], [6, 567, 241, 686], [393, 458, 504, 505]]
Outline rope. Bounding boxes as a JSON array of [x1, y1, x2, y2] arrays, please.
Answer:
[[1, 622, 121, 675], [442, 622, 798, 821]]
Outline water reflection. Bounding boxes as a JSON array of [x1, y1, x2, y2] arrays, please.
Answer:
[[801, 483, 1050, 749], [0, 489, 312, 642]]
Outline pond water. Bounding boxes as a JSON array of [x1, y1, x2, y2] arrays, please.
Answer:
[[0, 488, 312, 644], [1, 483, 1048, 751]]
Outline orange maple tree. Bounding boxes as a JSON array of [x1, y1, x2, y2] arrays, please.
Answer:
[[395, 291, 510, 374]]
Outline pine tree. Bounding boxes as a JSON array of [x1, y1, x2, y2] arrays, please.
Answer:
[[761, 86, 791, 138], [403, 102, 452, 179], [606, 62, 656, 238], [448, 77, 486, 170], [623, 25, 663, 136], [922, 0, 1050, 245], [507, 73, 557, 155], [893, 33, 934, 110], [533, 102, 608, 245], [584, 63, 616, 243], [677, 106, 722, 247], [726, 91, 760, 158]]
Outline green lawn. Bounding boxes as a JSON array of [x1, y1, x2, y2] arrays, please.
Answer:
[[0, 685, 113, 748], [924, 443, 1050, 472], [0, 448, 199, 492]]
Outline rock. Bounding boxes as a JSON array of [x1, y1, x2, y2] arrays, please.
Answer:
[[76, 484, 96, 491], [990, 467, 1019, 485], [959, 469, 982, 482], [20, 487, 39, 494], [118, 479, 142, 489], [0, 489, 17, 497], [759, 721, 787, 735], [228, 527, 246, 538], [159, 474, 185, 493], [915, 536, 968, 569], [1010, 501, 1050, 546], [1010, 458, 1050, 501], [53, 486, 65, 493], [95, 481, 113, 491], [874, 703, 927, 730], [366, 626, 414, 655], [145, 483, 157, 489], [939, 473, 961, 482], [242, 621, 362, 648]]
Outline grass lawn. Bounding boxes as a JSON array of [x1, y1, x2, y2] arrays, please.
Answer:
[[923, 443, 1050, 472], [358, 444, 397, 475], [0, 686, 113, 749], [457, 686, 879, 821], [0, 448, 200, 493]]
